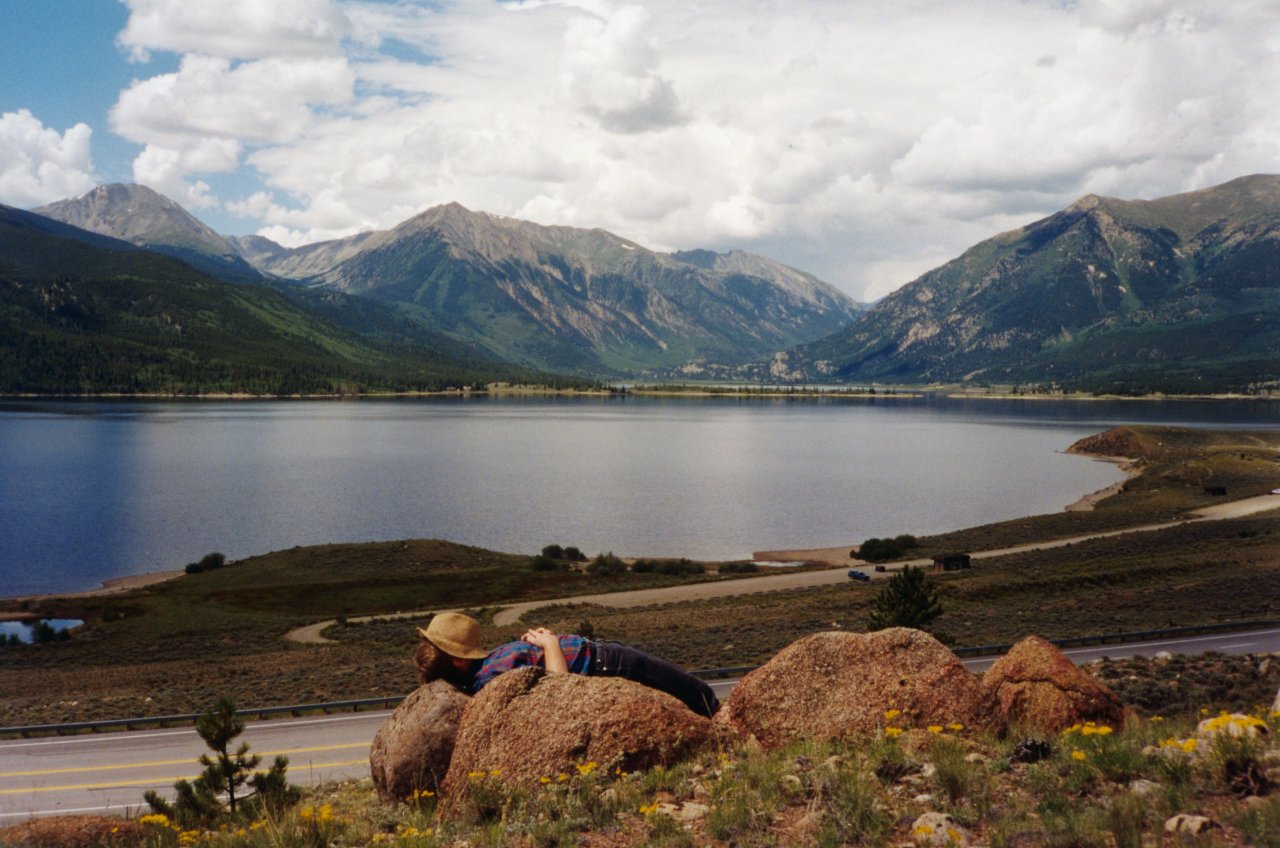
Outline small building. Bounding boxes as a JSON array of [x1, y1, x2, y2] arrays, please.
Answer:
[[932, 553, 972, 571], [1204, 485, 1228, 497]]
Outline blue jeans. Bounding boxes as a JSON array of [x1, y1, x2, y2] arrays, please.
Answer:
[[587, 640, 719, 717]]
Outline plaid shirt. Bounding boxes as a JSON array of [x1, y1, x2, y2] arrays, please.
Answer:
[[471, 634, 593, 694]]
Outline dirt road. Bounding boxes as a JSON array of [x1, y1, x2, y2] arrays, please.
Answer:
[[283, 493, 1280, 642]]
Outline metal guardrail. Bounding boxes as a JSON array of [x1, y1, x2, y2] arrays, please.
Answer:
[[949, 618, 1280, 658], [4, 619, 1277, 738], [0, 696, 405, 738]]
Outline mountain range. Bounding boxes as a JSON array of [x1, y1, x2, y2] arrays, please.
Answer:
[[34, 185, 863, 376], [781, 174, 1280, 393], [0, 202, 570, 394], [10, 175, 1280, 394]]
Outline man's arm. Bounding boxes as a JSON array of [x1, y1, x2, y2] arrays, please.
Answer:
[[521, 627, 568, 674]]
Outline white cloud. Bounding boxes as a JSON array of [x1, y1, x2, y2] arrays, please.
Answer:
[[559, 5, 683, 133], [117, 0, 348, 61], [111, 55, 355, 148], [0, 110, 96, 208], [104, 0, 1280, 299]]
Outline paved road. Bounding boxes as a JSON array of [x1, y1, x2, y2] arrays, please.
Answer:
[[5, 627, 1279, 821]]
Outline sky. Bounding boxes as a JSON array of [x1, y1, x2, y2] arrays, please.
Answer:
[[3, 1, 1280, 302]]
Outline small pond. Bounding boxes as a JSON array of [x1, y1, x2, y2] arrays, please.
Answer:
[[0, 619, 82, 644]]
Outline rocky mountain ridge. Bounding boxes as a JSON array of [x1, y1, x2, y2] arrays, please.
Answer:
[[34, 184, 263, 284], [30, 185, 862, 377], [234, 201, 863, 374], [784, 174, 1280, 392]]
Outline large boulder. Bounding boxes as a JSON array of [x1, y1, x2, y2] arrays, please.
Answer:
[[441, 667, 716, 805], [981, 636, 1126, 734], [370, 680, 471, 803], [716, 628, 990, 748]]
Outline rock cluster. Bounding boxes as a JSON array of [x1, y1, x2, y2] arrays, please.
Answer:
[[371, 629, 1127, 807]]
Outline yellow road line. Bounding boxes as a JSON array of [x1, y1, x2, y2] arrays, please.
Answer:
[[0, 743, 368, 778], [0, 760, 369, 794]]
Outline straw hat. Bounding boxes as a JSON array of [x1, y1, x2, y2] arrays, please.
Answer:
[[417, 612, 488, 659]]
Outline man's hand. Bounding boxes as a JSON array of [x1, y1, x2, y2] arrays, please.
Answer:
[[522, 627, 568, 674]]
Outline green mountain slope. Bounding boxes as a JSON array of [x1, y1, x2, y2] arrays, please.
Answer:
[[0, 205, 575, 394], [789, 175, 1280, 392]]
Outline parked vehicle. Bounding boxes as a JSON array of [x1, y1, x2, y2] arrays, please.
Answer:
[[847, 569, 870, 582]]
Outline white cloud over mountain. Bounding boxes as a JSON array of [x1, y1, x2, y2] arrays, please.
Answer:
[[0, 110, 97, 207], [31, 0, 1280, 299]]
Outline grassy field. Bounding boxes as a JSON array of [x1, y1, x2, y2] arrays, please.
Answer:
[[2, 424, 1279, 728]]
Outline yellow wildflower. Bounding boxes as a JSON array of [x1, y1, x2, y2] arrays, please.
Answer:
[[639, 801, 660, 816], [1150, 716, 1164, 722], [1071, 750, 1086, 761], [250, 820, 268, 831], [490, 768, 502, 777], [300, 805, 314, 821], [885, 727, 904, 738], [557, 772, 570, 782], [914, 824, 934, 836], [884, 708, 902, 720], [540, 775, 552, 784], [947, 723, 964, 732], [1181, 738, 1198, 753], [317, 804, 333, 823], [468, 770, 488, 780], [177, 830, 201, 846], [139, 814, 170, 827], [927, 725, 943, 734], [576, 760, 598, 776]]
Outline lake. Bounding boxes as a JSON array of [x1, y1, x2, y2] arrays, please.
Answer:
[[1, 394, 1277, 597]]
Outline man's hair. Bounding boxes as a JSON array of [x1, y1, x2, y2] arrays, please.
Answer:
[[416, 639, 476, 690]]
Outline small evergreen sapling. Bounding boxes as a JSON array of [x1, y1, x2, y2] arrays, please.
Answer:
[[866, 565, 943, 631], [145, 697, 297, 825]]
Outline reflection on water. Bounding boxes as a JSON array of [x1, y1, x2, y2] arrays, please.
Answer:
[[1, 394, 1276, 597]]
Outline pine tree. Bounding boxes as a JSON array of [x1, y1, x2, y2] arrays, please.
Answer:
[[867, 565, 943, 631], [145, 697, 295, 825]]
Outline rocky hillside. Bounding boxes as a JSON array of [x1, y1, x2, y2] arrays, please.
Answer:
[[787, 174, 1280, 392], [34, 183, 263, 284], [237, 202, 863, 375]]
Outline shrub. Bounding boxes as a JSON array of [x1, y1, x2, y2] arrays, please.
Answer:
[[718, 561, 758, 574], [198, 552, 226, 571], [540, 544, 565, 560], [586, 552, 626, 575], [662, 558, 703, 575], [855, 535, 919, 562], [563, 546, 586, 562], [530, 554, 565, 572], [29, 621, 69, 643], [634, 558, 705, 575]]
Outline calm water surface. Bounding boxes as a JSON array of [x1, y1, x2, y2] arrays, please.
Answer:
[[1, 395, 1277, 597]]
